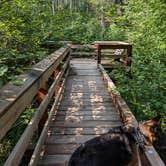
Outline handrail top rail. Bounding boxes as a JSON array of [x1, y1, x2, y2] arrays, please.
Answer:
[[0, 47, 70, 117], [70, 44, 96, 49], [94, 41, 132, 46]]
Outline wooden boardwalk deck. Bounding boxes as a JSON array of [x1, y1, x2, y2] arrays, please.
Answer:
[[38, 59, 122, 166]]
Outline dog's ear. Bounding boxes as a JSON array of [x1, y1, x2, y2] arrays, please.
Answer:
[[139, 115, 162, 144], [152, 114, 161, 123]]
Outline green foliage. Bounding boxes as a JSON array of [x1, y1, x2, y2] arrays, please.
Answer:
[[0, 108, 36, 165], [108, 2, 166, 162], [108, 23, 125, 40], [0, 0, 52, 87]]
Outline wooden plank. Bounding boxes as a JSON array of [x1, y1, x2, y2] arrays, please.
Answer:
[[70, 65, 97, 69], [62, 96, 112, 101], [48, 127, 112, 135], [60, 99, 113, 105], [64, 92, 109, 96], [65, 83, 105, 88], [63, 93, 111, 98], [54, 115, 120, 121], [46, 135, 99, 144], [70, 59, 96, 63], [58, 106, 116, 114], [69, 69, 100, 75], [64, 82, 106, 87], [44, 144, 79, 154], [29, 68, 69, 166], [65, 81, 104, 86], [58, 105, 116, 112], [38, 155, 70, 166], [71, 63, 97, 66], [71, 61, 97, 64], [101, 54, 126, 58], [70, 63, 97, 67], [66, 78, 103, 82], [70, 44, 96, 49], [71, 52, 96, 56], [58, 104, 115, 111], [96, 44, 131, 50], [0, 47, 70, 141], [143, 146, 165, 166], [71, 61, 97, 65], [56, 111, 119, 116], [66, 75, 103, 80], [94, 41, 131, 46], [4, 58, 70, 166], [50, 120, 122, 128], [100, 45, 130, 49], [62, 97, 113, 108], [70, 68, 99, 72], [69, 73, 101, 76], [64, 86, 109, 92]]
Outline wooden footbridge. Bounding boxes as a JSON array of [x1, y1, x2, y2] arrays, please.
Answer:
[[0, 41, 164, 166]]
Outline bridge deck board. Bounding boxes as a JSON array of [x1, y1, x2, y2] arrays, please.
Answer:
[[37, 59, 122, 166]]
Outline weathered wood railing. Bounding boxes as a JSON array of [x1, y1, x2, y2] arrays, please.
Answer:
[[0, 47, 70, 165], [95, 41, 132, 68], [41, 41, 132, 69], [70, 44, 96, 57], [99, 64, 165, 166], [69, 41, 132, 69]]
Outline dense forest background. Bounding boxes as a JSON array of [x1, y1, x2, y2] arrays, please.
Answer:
[[0, 0, 166, 163]]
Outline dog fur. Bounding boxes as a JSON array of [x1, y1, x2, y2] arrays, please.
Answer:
[[68, 116, 161, 166]]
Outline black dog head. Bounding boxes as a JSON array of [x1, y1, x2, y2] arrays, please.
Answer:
[[68, 127, 133, 166]]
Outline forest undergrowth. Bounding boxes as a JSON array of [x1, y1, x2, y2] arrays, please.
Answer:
[[0, 0, 165, 164]]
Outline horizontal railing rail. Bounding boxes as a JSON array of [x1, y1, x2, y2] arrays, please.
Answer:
[[95, 41, 132, 67], [69, 42, 132, 69], [69, 44, 97, 58]]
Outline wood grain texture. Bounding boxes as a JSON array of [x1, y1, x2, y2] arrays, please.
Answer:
[[29, 68, 70, 166], [4, 56, 70, 166], [0, 47, 70, 141], [48, 127, 113, 135], [37, 59, 121, 165]]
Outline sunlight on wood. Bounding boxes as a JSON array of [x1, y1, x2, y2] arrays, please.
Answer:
[[5, 98, 15, 102]]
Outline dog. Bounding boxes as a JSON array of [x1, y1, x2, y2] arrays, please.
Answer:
[[139, 115, 161, 144], [68, 126, 134, 166], [68, 115, 161, 166]]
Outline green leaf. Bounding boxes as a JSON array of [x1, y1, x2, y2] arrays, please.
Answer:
[[0, 66, 8, 76], [11, 77, 28, 86]]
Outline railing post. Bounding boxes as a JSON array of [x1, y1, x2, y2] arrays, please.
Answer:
[[126, 45, 132, 66], [38, 82, 48, 134], [54, 67, 61, 95], [97, 44, 101, 65]]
